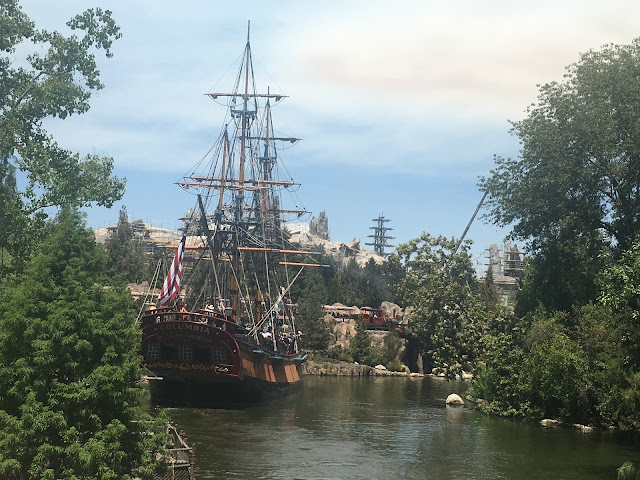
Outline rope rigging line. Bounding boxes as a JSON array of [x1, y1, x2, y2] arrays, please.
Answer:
[[248, 266, 305, 338], [136, 258, 163, 321]]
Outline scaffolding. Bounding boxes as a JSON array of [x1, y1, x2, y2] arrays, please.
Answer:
[[482, 239, 525, 309]]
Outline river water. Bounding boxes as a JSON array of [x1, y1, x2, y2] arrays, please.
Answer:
[[160, 375, 638, 479]]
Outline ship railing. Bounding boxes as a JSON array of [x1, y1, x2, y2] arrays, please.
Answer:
[[140, 310, 237, 333]]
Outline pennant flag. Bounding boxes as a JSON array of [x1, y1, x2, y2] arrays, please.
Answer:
[[158, 235, 186, 306]]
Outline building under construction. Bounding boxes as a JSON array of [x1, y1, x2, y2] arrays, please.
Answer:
[[482, 239, 525, 308]]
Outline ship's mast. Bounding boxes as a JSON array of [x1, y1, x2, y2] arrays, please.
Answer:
[[178, 22, 327, 330], [365, 213, 395, 257]]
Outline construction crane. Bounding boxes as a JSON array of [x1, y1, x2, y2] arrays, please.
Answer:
[[453, 191, 488, 254]]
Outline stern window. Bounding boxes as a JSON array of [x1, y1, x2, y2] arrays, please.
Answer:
[[147, 343, 160, 360], [212, 346, 227, 364], [178, 344, 192, 361]]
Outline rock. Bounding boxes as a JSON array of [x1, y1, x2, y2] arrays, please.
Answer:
[[302, 360, 373, 376], [309, 211, 330, 240], [287, 225, 384, 267], [445, 393, 464, 406], [347, 237, 360, 250], [381, 301, 403, 322], [573, 424, 594, 433], [465, 395, 487, 404], [374, 364, 387, 370], [409, 372, 424, 377], [540, 419, 560, 427]]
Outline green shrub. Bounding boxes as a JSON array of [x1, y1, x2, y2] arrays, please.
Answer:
[[327, 345, 343, 360], [339, 352, 354, 363], [386, 360, 404, 372], [362, 353, 388, 367], [617, 462, 640, 480]]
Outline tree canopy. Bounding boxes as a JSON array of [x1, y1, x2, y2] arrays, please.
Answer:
[[0, 207, 167, 479], [392, 233, 484, 377], [0, 0, 125, 268], [480, 39, 640, 255], [471, 37, 640, 428]]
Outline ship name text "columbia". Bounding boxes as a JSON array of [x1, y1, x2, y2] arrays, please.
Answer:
[[155, 322, 213, 335]]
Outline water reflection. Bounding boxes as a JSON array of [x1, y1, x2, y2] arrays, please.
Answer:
[[158, 376, 638, 480]]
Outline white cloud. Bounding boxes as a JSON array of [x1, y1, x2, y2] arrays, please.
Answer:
[[15, 0, 640, 245]]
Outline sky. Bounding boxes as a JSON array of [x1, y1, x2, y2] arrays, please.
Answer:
[[18, 0, 640, 272]]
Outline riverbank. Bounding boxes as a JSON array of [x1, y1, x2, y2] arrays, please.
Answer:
[[303, 359, 424, 377]]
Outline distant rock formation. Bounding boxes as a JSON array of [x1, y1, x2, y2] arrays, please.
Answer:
[[95, 208, 385, 268], [287, 211, 384, 266], [288, 226, 384, 267], [309, 210, 329, 240], [381, 301, 403, 322]]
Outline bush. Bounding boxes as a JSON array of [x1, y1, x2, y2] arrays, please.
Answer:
[[386, 360, 404, 372], [362, 353, 389, 367], [327, 345, 343, 360], [618, 462, 640, 480], [339, 352, 354, 363]]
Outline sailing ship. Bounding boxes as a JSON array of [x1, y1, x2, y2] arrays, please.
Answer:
[[140, 24, 321, 407]]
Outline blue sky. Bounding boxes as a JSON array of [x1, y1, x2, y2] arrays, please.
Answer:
[[20, 0, 640, 270]]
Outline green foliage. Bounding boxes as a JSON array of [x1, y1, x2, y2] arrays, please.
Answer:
[[469, 310, 530, 417], [347, 320, 372, 363], [0, 1, 125, 268], [327, 345, 343, 360], [346, 320, 387, 366], [133, 413, 172, 480], [394, 233, 484, 378], [382, 329, 403, 361], [480, 267, 500, 310], [104, 206, 146, 284], [514, 234, 607, 314], [333, 258, 389, 307], [472, 37, 640, 428], [296, 268, 330, 350], [522, 319, 589, 421], [618, 462, 640, 480], [339, 352, 354, 363], [0, 207, 165, 479], [472, 297, 640, 426], [386, 360, 404, 372], [480, 39, 640, 254]]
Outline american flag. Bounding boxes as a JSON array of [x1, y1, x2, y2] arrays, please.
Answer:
[[158, 235, 186, 307]]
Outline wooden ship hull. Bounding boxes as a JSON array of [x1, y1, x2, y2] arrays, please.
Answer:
[[141, 310, 305, 407]]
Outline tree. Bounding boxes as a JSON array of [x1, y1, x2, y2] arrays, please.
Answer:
[[104, 206, 145, 283], [394, 233, 483, 377], [347, 319, 374, 364], [296, 267, 330, 350], [0, 207, 166, 479], [513, 233, 607, 314], [480, 266, 500, 310], [481, 39, 640, 256], [597, 237, 640, 429], [472, 37, 640, 427], [0, 156, 28, 276], [0, 1, 125, 264]]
